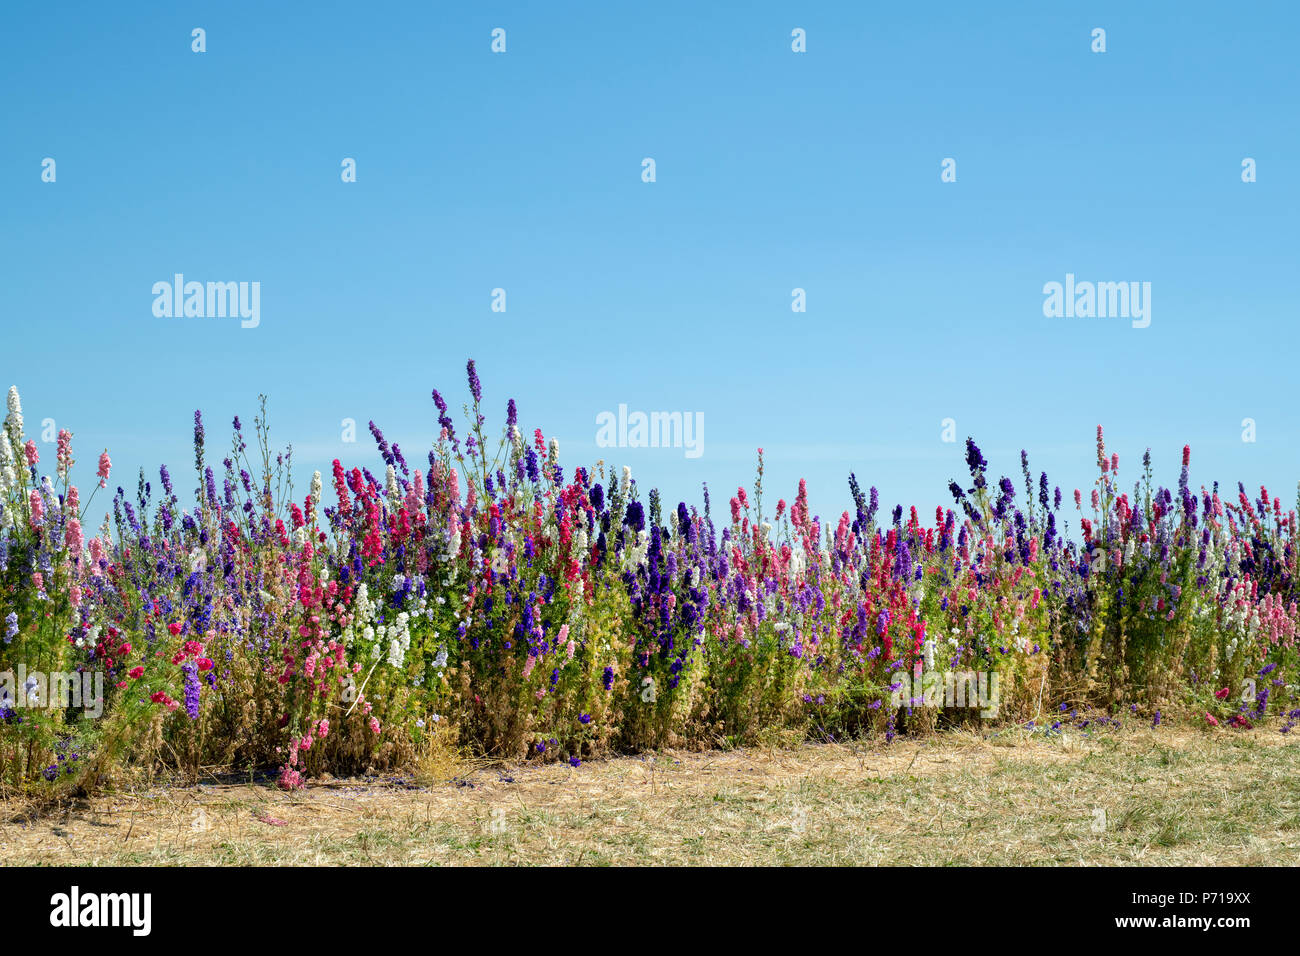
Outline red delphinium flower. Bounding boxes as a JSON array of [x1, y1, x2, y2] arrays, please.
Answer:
[[361, 497, 384, 565], [392, 507, 412, 545], [331, 459, 352, 517]]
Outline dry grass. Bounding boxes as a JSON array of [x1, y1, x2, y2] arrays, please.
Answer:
[[2, 723, 1298, 866]]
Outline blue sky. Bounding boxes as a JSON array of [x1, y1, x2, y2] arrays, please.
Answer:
[[2, 1, 1297, 527]]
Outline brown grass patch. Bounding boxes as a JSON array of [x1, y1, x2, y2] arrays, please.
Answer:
[[2, 723, 1297, 866]]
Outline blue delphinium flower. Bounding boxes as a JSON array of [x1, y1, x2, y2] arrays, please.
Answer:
[[625, 500, 645, 534], [965, 438, 988, 491]]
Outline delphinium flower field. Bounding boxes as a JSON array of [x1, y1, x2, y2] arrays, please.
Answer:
[[1, 361, 1297, 793]]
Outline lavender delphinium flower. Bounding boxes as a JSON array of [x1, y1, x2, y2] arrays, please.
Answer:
[[431, 387, 458, 449], [183, 664, 201, 720], [369, 421, 394, 467]]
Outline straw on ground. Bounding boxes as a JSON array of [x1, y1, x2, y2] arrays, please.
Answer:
[[2, 724, 1297, 866]]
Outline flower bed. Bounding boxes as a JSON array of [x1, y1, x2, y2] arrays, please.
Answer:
[[1, 362, 1297, 792]]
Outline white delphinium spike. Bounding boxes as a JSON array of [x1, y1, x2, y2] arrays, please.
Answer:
[[0, 431, 15, 496], [385, 465, 400, 508], [5, 387, 23, 444]]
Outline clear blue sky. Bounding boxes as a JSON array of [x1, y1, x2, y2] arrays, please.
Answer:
[[3, 1, 1297, 526]]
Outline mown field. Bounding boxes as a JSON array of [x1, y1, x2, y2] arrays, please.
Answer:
[[3, 724, 1297, 866]]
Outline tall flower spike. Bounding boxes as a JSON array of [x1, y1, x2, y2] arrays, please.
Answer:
[[466, 359, 482, 403], [5, 386, 23, 442]]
